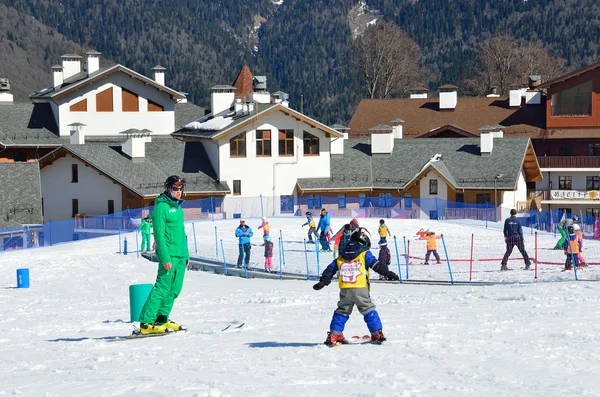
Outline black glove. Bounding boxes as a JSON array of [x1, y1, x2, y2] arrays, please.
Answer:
[[313, 276, 331, 290], [385, 271, 400, 281], [313, 281, 326, 290]]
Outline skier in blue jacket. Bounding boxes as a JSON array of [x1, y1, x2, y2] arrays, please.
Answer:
[[313, 227, 399, 347], [316, 208, 331, 251], [235, 219, 253, 267]]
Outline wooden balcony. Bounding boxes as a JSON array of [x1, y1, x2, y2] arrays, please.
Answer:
[[537, 156, 600, 168]]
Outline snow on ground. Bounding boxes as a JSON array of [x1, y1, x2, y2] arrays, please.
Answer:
[[1, 218, 600, 396]]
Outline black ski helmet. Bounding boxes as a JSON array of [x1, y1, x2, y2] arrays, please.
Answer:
[[305, 211, 312, 216], [350, 227, 371, 248], [567, 225, 575, 235], [164, 175, 186, 191]]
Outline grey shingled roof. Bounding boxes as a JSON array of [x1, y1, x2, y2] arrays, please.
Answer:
[[40, 137, 229, 196], [0, 103, 64, 146], [0, 162, 43, 228], [29, 66, 112, 99], [172, 103, 279, 139], [174, 102, 207, 129], [297, 137, 533, 191]]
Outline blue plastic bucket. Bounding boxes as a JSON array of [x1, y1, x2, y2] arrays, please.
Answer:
[[129, 283, 153, 322], [17, 268, 30, 288]]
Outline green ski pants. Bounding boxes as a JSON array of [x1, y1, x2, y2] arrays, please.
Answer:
[[555, 226, 567, 249], [139, 257, 187, 324], [141, 232, 151, 251]]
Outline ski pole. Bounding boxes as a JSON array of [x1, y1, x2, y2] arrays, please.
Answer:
[[280, 230, 285, 266], [192, 223, 198, 254], [403, 236, 409, 280], [279, 237, 283, 280], [441, 234, 454, 285], [215, 226, 218, 258], [303, 238, 309, 279], [220, 239, 227, 276], [393, 235, 403, 283]]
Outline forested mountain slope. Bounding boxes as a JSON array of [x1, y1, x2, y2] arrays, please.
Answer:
[[1, 0, 599, 124]]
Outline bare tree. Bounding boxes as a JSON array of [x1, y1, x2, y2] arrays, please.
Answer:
[[465, 35, 566, 96], [351, 20, 423, 99]]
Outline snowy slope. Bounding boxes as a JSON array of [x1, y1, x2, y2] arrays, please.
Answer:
[[1, 218, 600, 396]]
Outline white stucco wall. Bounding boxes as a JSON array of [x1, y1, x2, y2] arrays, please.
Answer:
[[419, 170, 448, 219], [216, 111, 332, 216], [56, 73, 176, 137], [501, 168, 527, 208], [40, 155, 122, 222]]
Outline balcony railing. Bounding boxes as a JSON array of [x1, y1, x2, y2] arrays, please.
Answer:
[[551, 104, 592, 117], [537, 156, 600, 168]]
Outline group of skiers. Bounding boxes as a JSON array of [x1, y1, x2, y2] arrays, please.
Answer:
[[135, 180, 590, 347]]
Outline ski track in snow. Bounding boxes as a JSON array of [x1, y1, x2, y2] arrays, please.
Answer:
[[1, 218, 599, 396]]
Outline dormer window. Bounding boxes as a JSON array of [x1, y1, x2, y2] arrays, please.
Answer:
[[230, 132, 246, 158], [303, 131, 319, 156]]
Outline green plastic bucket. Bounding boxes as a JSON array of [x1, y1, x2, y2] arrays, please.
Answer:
[[129, 283, 153, 322]]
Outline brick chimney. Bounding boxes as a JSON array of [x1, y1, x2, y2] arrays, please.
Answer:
[[61, 54, 82, 80], [439, 84, 458, 110]]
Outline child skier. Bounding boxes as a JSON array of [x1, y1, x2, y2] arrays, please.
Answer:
[[378, 219, 391, 244], [563, 225, 582, 270], [573, 224, 587, 267], [424, 229, 441, 265], [313, 227, 399, 347], [258, 217, 270, 242], [264, 235, 274, 273], [316, 208, 332, 252], [378, 241, 392, 281], [138, 215, 152, 252], [302, 212, 318, 243]]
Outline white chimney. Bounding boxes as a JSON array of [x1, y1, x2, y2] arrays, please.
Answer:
[[369, 125, 394, 154], [251, 91, 271, 104], [61, 54, 82, 80], [525, 90, 541, 105], [234, 97, 243, 115], [391, 118, 404, 139], [409, 87, 428, 99], [121, 129, 149, 158], [248, 102, 255, 114], [68, 122, 86, 145], [86, 50, 101, 74], [52, 65, 64, 87], [509, 84, 522, 107], [210, 85, 235, 115], [478, 125, 503, 156], [330, 125, 349, 155], [0, 78, 13, 103], [152, 65, 166, 86], [439, 84, 458, 110], [281, 100, 289, 108]]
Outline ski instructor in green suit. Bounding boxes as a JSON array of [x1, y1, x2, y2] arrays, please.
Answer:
[[138, 175, 190, 334]]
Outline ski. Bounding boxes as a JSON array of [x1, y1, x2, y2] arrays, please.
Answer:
[[221, 322, 245, 332], [350, 334, 372, 344], [108, 328, 186, 342]]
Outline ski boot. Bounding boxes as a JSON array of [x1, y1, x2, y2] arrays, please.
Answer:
[[524, 263, 531, 270], [436, 261, 442, 264], [156, 315, 185, 331], [423, 261, 429, 265], [371, 329, 387, 344], [324, 331, 348, 347], [500, 264, 509, 271], [139, 322, 169, 334]]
